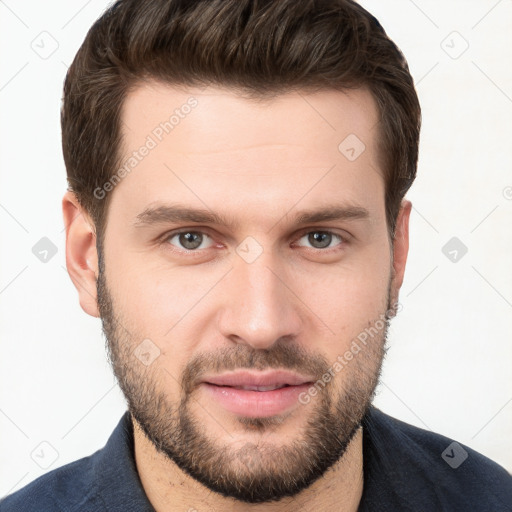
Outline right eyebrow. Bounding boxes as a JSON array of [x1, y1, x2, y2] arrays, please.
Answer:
[[134, 204, 240, 231]]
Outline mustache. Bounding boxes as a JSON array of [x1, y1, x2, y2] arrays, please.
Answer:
[[181, 339, 330, 395]]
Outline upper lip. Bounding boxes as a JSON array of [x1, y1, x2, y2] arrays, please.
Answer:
[[201, 370, 315, 387]]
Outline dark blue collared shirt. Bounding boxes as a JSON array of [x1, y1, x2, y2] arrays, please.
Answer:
[[2, 407, 511, 511]]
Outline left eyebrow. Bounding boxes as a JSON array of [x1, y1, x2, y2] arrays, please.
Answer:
[[133, 203, 370, 230], [291, 205, 370, 225]]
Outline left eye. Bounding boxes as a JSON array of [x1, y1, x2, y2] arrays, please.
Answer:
[[167, 231, 214, 251], [296, 231, 344, 250]]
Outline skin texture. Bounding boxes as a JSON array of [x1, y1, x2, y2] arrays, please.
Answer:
[[63, 83, 411, 511]]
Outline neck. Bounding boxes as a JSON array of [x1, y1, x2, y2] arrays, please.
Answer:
[[133, 417, 364, 512]]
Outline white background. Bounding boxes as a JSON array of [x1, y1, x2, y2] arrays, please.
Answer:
[[1, 0, 511, 497]]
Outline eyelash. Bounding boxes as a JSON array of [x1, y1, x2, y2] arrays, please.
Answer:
[[161, 228, 348, 255]]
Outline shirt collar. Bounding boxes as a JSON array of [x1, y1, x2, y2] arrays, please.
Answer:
[[92, 411, 156, 512]]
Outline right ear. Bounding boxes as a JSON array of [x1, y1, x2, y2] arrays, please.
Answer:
[[62, 191, 100, 318]]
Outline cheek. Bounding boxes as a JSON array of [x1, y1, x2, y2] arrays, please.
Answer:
[[106, 253, 223, 343], [291, 246, 391, 344], [105, 261, 209, 389]]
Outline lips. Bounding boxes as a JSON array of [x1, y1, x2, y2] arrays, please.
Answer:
[[230, 384, 288, 391], [201, 369, 314, 389], [199, 370, 316, 417]]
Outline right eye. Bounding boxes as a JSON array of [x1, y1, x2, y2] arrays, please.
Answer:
[[165, 230, 215, 251]]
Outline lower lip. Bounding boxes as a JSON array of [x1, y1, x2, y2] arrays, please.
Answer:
[[200, 383, 311, 418]]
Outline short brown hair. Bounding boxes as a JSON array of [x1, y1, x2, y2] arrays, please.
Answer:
[[61, 0, 421, 241]]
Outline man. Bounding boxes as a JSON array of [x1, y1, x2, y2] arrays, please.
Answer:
[[2, 0, 511, 510]]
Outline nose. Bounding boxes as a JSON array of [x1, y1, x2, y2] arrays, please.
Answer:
[[217, 251, 303, 350]]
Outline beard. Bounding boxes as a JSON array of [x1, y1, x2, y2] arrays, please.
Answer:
[[97, 255, 390, 504]]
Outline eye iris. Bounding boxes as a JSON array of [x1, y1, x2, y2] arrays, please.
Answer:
[[179, 232, 202, 249], [308, 232, 331, 248]]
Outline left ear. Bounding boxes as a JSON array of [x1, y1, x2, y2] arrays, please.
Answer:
[[390, 199, 411, 305]]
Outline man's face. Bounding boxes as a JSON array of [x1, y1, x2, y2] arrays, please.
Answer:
[[94, 83, 406, 503]]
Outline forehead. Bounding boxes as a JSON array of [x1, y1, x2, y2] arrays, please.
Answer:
[[121, 82, 379, 153], [111, 82, 384, 231]]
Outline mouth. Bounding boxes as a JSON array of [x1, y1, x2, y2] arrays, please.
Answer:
[[199, 370, 315, 418], [201, 369, 314, 388], [216, 384, 292, 391]]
